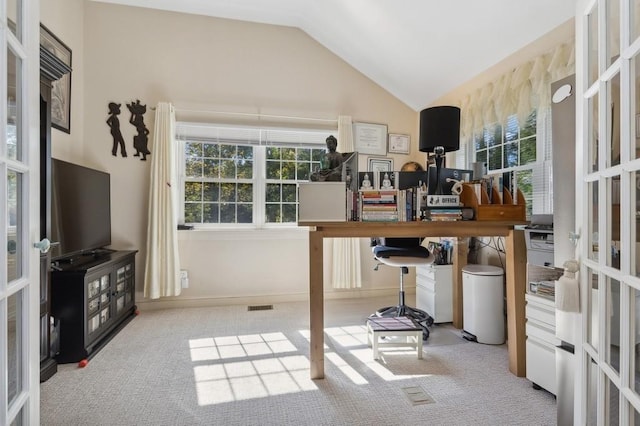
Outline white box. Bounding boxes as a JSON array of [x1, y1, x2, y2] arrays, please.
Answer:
[[298, 182, 346, 222]]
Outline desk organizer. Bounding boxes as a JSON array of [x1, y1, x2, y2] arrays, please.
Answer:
[[460, 183, 526, 221]]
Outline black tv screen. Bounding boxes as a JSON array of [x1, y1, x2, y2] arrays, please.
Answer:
[[50, 159, 111, 260]]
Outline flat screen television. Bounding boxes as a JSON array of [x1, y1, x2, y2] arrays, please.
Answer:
[[50, 159, 111, 260]]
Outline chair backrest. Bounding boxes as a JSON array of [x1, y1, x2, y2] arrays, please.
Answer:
[[374, 237, 423, 248]]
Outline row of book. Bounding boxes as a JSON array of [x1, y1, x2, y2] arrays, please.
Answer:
[[347, 188, 474, 222]]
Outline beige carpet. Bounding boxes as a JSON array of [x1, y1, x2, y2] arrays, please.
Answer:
[[40, 296, 556, 425]]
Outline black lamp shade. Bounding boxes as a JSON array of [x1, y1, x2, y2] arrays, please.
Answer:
[[419, 106, 461, 153]]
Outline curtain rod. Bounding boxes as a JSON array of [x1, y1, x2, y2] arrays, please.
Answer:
[[153, 106, 338, 124]]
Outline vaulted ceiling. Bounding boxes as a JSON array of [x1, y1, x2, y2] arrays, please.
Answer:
[[92, 0, 576, 111]]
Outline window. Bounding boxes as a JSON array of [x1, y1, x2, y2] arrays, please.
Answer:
[[470, 109, 552, 218], [177, 123, 331, 227]]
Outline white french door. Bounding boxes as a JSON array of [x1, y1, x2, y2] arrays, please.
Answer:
[[576, 0, 640, 424], [1, 1, 40, 425]]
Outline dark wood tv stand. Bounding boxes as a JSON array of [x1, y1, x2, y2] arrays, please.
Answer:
[[51, 250, 138, 364]]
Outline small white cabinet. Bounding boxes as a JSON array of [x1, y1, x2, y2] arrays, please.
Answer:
[[416, 264, 453, 323], [525, 293, 559, 395]]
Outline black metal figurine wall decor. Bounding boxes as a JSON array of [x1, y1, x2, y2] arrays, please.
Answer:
[[106, 102, 127, 157], [127, 99, 151, 161]]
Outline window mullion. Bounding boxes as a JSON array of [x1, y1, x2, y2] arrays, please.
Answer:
[[254, 147, 266, 228]]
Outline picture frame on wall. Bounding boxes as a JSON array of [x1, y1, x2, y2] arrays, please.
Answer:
[[40, 24, 72, 133], [388, 133, 410, 154], [353, 122, 387, 155], [368, 156, 394, 173]]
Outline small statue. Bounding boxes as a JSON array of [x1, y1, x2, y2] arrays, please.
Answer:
[[361, 173, 372, 189], [310, 135, 344, 182], [381, 173, 393, 189]]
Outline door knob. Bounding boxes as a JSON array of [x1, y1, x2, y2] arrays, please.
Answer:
[[33, 238, 59, 254]]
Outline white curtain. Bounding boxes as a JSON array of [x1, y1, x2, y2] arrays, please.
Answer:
[[330, 115, 362, 289], [458, 39, 575, 140], [144, 102, 181, 299]]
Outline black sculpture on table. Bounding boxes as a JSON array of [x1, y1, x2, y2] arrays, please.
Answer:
[[310, 135, 344, 182]]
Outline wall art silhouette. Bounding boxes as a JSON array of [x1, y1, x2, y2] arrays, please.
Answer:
[[106, 102, 127, 157], [127, 99, 151, 161]]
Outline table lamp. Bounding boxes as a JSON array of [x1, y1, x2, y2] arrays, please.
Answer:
[[419, 106, 460, 195]]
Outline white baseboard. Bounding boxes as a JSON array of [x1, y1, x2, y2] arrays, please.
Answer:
[[135, 287, 415, 311]]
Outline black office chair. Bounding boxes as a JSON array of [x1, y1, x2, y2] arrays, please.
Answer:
[[369, 237, 435, 340]]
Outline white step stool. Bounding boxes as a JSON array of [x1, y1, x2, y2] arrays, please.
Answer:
[[367, 316, 423, 359]]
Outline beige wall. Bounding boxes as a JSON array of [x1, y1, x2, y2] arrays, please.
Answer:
[[76, 2, 419, 308]]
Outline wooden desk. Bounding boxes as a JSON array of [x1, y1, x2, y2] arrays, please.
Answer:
[[299, 220, 527, 379]]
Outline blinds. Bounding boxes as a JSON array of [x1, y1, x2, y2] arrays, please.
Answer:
[[175, 122, 334, 147]]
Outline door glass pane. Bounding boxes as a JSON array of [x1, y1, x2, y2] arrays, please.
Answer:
[[632, 0, 640, 43], [590, 93, 600, 172], [634, 54, 640, 161], [609, 73, 621, 167], [587, 356, 598, 425], [7, 169, 21, 282], [588, 268, 599, 348], [607, 277, 621, 374], [609, 176, 621, 269], [588, 6, 600, 87], [634, 171, 639, 277], [607, 376, 621, 425], [7, 46, 21, 161], [632, 287, 640, 395], [590, 181, 599, 260], [7, 0, 21, 40], [7, 291, 23, 407], [607, 0, 620, 67], [9, 405, 25, 426]]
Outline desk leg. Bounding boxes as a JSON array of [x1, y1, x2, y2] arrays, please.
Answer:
[[452, 238, 468, 329], [309, 230, 324, 379], [505, 228, 526, 377]]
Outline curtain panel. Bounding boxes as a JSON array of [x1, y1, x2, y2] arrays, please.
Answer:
[[330, 115, 362, 289], [144, 102, 181, 299]]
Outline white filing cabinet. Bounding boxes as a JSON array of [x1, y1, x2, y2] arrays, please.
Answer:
[[525, 293, 559, 395], [416, 264, 453, 323]]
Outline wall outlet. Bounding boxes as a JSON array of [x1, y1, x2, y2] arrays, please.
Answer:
[[180, 270, 189, 289]]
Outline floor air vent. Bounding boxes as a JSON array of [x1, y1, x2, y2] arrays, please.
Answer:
[[248, 304, 273, 311]]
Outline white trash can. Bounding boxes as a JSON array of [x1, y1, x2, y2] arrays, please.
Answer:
[[462, 264, 505, 344]]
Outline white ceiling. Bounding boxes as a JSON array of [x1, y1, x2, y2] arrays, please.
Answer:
[[93, 0, 576, 111]]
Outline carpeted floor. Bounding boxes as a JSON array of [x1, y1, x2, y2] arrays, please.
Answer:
[[40, 296, 556, 425]]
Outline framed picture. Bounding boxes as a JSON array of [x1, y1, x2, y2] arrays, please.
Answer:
[[368, 157, 393, 173], [353, 122, 388, 155], [388, 133, 410, 154], [40, 24, 72, 133]]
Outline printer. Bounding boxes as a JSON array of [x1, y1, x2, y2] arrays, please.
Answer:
[[524, 214, 554, 266]]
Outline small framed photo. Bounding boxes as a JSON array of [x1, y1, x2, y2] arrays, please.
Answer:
[[353, 122, 388, 155], [388, 133, 410, 154], [40, 24, 72, 133], [368, 156, 393, 173]]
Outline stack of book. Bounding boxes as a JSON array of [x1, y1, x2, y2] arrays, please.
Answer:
[[423, 206, 474, 221], [423, 208, 463, 221], [360, 190, 398, 222]]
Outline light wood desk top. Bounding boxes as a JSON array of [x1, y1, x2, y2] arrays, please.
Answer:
[[300, 220, 527, 380]]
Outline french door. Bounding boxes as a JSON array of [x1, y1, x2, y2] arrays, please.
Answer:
[[1, 1, 41, 425], [576, 0, 640, 424]]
